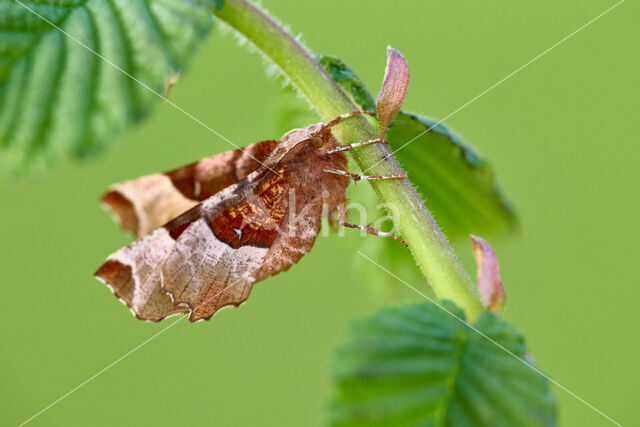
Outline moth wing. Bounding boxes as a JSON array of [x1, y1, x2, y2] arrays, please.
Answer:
[[161, 146, 349, 322], [94, 228, 188, 321], [94, 173, 253, 322], [160, 169, 307, 321], [102, 140, 279, 237], [96, 133, 349, 322], [96, 168, 310, 322]]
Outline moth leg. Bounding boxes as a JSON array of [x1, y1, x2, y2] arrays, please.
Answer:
[[325, 110, 391, 153], [326, 110, 377, 128], [327, 137, 390, 154], [342, 222, 408, 247], [324, 168, 407, 182]]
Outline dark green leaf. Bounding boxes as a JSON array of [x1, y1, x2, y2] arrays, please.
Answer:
[[388, 112, 517, 240], [211, 0, 224, 11], [330, 303, 556, 426], [0, 0, 214, 175], [317, 54, 376, 111]]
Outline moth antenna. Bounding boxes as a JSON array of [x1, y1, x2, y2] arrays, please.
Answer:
[[324, 168, 407, 182], [341, 222, 408, 247], [326, 110, 377, 128], [327, 138, 390, 154]]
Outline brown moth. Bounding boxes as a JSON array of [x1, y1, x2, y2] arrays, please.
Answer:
[[96, 47, 412, 322], [95, 111, 407, 322]]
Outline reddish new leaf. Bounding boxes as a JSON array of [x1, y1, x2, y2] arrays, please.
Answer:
[[470, 235, 506, 312], [376, 46, 410, 137]]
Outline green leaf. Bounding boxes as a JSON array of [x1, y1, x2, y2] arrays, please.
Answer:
[[0, 0, 214, 175], [316, 54, 516, 241], [317, 54, 376, 111], [330, 303, 556, 426], [388, 112, 516, 240]]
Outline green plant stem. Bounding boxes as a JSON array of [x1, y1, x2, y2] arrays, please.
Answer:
[[213, 0, 483, 319]]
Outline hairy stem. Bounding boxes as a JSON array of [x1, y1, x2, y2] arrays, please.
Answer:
[[213, 0, 483, 318]]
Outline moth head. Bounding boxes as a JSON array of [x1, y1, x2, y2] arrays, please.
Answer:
[[305, 123, 327, 148], [311, 134, 324, 148], [284, 123, 331, 153]]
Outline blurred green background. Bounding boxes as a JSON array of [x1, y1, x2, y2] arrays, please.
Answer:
[[1, 0, 638, 425]]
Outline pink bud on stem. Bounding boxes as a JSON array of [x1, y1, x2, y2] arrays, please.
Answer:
[[376, 46, 410, 138], [470, 235, 506, 313]]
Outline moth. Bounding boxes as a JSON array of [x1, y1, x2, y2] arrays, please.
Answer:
[[95, 111, 407, 322], [96, 46, 411, 322]]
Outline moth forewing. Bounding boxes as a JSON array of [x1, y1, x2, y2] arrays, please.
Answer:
[[95, 109, 408, 322], [96, 121, 350, 322], [100, 139, 279, 239]]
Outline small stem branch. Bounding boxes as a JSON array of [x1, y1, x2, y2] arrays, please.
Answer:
[[213, 0, 483, 318]]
